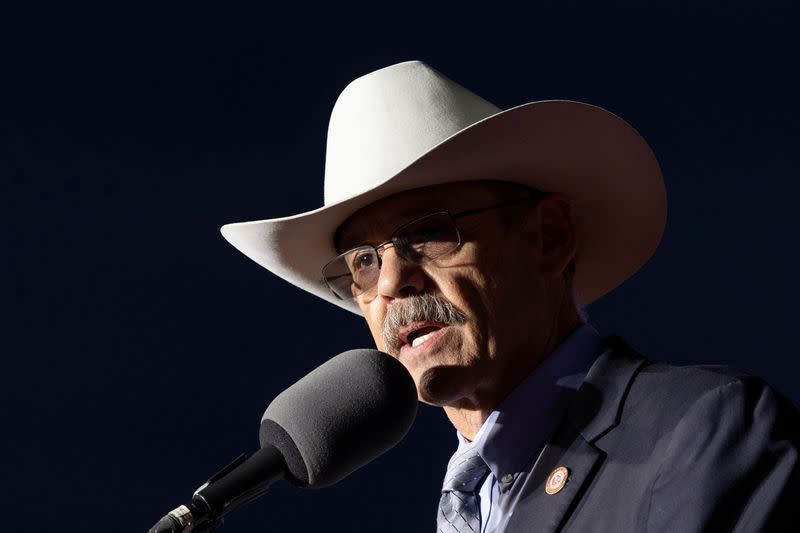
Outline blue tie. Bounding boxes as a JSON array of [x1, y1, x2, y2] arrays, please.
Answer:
[[437, 446, 490, 532]]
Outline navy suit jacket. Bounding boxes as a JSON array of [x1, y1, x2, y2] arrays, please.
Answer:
[[505, 337, 799, 532]]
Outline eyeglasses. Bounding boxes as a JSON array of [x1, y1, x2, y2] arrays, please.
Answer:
[[321, 193, 540, 301]]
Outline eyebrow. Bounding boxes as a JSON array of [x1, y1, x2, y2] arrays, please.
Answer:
[[335, 220, 375, 253]]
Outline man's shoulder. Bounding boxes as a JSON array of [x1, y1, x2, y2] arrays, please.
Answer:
[[602, 336, 800, 432], [633, 356, 753, 404]]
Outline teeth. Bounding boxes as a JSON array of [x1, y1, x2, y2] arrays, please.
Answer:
[[411, 331, 435, 348]]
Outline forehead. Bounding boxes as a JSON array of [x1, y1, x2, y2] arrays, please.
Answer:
[[336, 181, 508, 250]]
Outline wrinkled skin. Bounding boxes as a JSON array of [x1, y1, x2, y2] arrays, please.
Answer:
[[336, 181, 581, 439]]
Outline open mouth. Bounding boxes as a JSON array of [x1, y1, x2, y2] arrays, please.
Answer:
[[400, 322, 445, 349], [407, 326, 441, 347]]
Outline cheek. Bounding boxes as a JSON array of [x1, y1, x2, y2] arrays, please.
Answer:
[[362, 304, 388, 351], [446, 252, 533, 354], [435, 270, 493, 345]]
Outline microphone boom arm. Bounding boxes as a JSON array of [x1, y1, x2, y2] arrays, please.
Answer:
[[149, 445, 286, 533]]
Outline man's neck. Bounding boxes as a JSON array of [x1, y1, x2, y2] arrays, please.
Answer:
[[443, 406, 493, 442], [443, 313, 584, 441]]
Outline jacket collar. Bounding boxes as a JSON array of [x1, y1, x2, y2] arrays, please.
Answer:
[[504, 336, 649, 533], [567, 335, 649, 442]]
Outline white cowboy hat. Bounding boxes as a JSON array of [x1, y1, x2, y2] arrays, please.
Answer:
[[220, 60, 666, 315]]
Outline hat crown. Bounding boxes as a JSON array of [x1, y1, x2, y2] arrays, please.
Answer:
[[323, 61, 501, 205]]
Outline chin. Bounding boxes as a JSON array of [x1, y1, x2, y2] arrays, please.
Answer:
[[416, 366, 471, 406]]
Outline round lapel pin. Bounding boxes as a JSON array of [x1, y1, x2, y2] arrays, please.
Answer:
[[545, 466, 569, 495]]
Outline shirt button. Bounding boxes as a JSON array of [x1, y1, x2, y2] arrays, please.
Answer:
[[501, 473, 514, 484]]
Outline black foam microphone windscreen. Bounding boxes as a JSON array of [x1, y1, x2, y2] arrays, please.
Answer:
[[259, 349, 418, 488]]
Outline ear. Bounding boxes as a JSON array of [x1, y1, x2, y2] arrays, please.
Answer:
[[534, 194, 577, 280]]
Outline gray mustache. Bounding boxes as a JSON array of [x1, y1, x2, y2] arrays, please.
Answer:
[[381, 294, 468, 354]]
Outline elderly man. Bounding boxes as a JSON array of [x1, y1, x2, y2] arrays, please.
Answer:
[[221, 61, 798, 532]]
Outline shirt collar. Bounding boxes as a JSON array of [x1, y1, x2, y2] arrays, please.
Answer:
[[455, 324, 603, 488]]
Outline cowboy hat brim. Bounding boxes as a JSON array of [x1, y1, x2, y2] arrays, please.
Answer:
[[220, 99, 666, 315]]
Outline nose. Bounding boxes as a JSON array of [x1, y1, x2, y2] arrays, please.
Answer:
[[375, 245, 426, 299]]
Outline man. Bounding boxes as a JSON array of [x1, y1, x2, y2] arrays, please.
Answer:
[[221, 61, 798, 531]]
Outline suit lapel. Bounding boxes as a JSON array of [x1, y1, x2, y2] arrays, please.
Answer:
[[505, 337, 648, 533], [505, 422, 604, 532]]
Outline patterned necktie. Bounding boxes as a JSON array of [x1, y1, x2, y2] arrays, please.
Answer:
[[437, 445, 490, 532]]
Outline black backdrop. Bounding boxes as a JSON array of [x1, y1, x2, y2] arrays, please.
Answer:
[[5, 2, 799, 531]]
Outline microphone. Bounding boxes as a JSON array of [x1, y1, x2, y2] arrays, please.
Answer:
[[149, 349, 418, 533]]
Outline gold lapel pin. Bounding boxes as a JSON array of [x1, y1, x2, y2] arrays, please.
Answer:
[[545, 466, 569, 495]]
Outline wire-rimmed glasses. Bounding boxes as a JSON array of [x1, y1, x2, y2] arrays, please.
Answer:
[[321, 194, 540, 301]]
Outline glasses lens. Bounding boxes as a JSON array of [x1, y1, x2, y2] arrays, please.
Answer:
[[322, 212, 460, 301], [393, 212, 460, 262], [322, 246, 380, 299]]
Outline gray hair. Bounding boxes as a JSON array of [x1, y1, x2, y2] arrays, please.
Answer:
[[381, 294, 468, 354]]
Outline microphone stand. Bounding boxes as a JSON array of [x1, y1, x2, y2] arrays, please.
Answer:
[[149, 445, 286, 533]]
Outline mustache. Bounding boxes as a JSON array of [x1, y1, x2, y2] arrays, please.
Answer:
[[381, 294, 468, 354]]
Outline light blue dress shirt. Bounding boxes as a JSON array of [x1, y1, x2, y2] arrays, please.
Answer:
[[445, 324, 603, 533]]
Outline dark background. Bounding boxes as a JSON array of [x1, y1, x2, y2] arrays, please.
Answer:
[[5, 2, 799, 531]]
